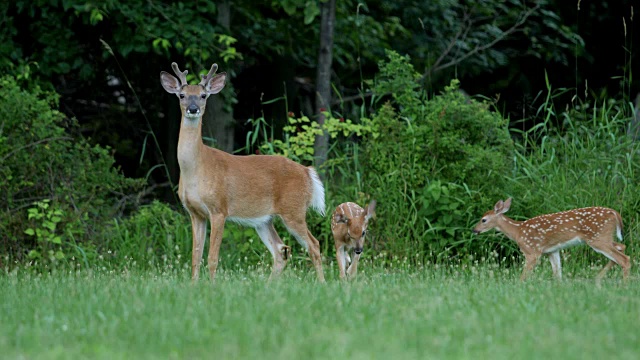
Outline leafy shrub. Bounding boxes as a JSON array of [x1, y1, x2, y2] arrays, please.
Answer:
[[360, 51, 514, 260], [0, 76, 143, 263]]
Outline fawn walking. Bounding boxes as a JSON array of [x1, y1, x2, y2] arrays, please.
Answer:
[[331, 201, 376, 279], [160, 63, 326, 282], [473, 198, 630, 281]]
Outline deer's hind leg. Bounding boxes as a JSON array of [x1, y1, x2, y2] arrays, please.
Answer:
[[281, 214, 325, 283], [256, 222, 290, 280], [591, 241, 630, 281]]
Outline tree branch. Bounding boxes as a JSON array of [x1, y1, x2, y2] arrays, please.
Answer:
[[334, 5, 541, 108], [424, 4, 540, 77], [430, 12, 473, 73]]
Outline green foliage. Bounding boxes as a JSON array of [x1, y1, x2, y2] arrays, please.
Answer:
[[1, 1, 240, 80], [275, 0, 320, 25], [418, 181, 468, 246], [360, 51, 514, 259], [0, 76, 143, 262], [255, 112, 378, 163], [104, 201, 191, 268], [23, 200, 75, 261], [379, 0, 583, 80]]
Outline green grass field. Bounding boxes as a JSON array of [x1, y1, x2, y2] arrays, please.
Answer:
[[1, 263, 639, 360]]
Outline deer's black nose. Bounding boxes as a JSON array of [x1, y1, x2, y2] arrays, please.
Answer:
[[187, 104, 199, 114], [354, 248, 363, 255]]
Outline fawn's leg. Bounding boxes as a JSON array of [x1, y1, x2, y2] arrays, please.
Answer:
[[520, 255, 539, 281], [336, 244, 347, 280], [346, 252, 361, 279], [547, 251, 562, 280]]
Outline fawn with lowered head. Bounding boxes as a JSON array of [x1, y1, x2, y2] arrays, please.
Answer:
[[473, 198, 630, 281], [160, 62, 326, 282], [331, 201, 376, 280]]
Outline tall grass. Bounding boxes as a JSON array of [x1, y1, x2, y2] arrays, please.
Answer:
[[505, 85, 640, 267]]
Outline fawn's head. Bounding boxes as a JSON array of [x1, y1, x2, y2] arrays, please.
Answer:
[[473, 198, 512, 234], [334, 201, 376, 254], [160, 62, 226, 120]]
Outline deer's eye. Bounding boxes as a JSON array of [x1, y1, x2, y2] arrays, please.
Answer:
[[362, 230, 366, 237], [179, 93, 185, 99], [481, 218, 487, 223], [201, 94, 206, 99]]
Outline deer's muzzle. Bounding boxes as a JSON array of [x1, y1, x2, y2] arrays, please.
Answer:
[[187, 104, 200, 115]]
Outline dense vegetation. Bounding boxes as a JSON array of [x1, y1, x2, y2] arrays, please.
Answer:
[[0, 1, 638, 274], [2, 50, 639, 273]]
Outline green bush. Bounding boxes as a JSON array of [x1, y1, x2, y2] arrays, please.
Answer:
[[0, 76, 143, 264], [360, 51, 514, 260]]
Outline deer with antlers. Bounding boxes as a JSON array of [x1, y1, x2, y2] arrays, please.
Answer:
[[331, 201, 376, 280], [160, 63, 326, 282], [473, 198, 630, 281]]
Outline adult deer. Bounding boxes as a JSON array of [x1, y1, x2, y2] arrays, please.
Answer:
[[473, 198, 630, 281], [331, 201, 376, 280], [160, 63, 326, 282]]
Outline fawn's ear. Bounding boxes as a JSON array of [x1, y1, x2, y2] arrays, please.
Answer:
[[335, 213, 349, 224], [501, 198, 512, 213], [160, 72, 181, 94], [365, 200, 376, 222], [493, 200, 504, 214]]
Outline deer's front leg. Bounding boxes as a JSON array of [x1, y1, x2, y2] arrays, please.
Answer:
[[346, 252, 361, 279], [336, 245, 347, 280], [520, 254, 539, 281], [207, 214, 226, 282], [190, 214, 207, 282]]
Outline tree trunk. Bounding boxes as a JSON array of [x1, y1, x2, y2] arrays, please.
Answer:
[[313, 0, 336, 169], [202, 0, 235, 153]]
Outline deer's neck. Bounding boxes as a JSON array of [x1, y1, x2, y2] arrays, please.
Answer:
[[177, 114, 205, 174], [496, 216, 524, 243]]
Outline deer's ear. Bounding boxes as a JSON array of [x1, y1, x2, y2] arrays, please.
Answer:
[[206, 72, 226, 95], [501, 198, 512, 213], [365, 200, 376, 222], [335, 213, 349, 224], [493, 200, 504, 214], [160, 72, 181, 94]]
